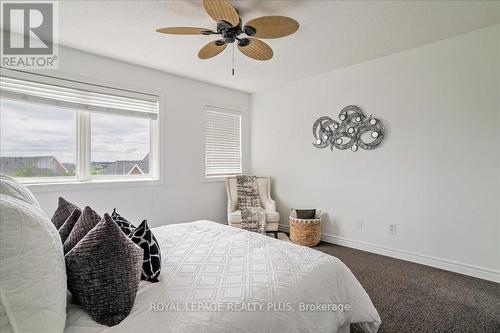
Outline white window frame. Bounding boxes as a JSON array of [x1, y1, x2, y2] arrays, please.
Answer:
[[203, 105, 242, 181], [0, 69, 161, 190]]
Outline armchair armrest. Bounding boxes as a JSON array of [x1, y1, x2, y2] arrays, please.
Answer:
[[227, 198, 238, 213], [263, 199, 276, 212], [225, 177, 238, 214], [227, 202, 235, 213]]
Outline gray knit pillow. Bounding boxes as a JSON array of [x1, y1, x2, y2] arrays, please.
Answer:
[[52, 197, 79, 229], [58, 208, 82, 244], [295, 209, 316, 219], [63, 206, 101, 254], [65, 213, 143, 326]]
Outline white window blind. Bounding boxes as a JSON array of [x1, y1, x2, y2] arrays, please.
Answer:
[[0, 69, 158, 120], [204, 106, 242, 178]]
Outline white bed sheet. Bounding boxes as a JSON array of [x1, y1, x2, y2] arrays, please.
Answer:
[[65, 220, 380, 333]]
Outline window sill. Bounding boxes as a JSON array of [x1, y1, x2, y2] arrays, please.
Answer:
[[203, 174, 241, 183], [24, 177, 161, 193], [203, 177, 226, 183]]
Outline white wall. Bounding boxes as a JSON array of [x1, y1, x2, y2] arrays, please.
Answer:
[[251, 25, 500, 281], [31, 46, 251, 227]]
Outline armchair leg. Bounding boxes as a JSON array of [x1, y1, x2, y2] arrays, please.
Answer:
[[273, 231, 278, 239]]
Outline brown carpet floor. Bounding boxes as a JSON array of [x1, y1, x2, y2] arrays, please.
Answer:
[[313, 242, 500, 333]]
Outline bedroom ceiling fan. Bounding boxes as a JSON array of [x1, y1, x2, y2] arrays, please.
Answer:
[[156, 0, 299, 65]]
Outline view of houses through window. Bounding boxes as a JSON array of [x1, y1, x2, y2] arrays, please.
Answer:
[[0, 99, 150, 178], [0, 99, 77, 178], [90, 112, 149, 176]]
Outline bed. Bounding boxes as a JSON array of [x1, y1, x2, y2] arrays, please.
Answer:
[[65, 220, 381, 333]]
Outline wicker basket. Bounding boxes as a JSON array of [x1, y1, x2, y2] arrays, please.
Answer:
[[289, 210, 321, 247]]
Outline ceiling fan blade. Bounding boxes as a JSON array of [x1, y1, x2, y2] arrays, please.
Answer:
[[244, 16, 299, 39], [156, 27, 214, 35], [198, 40, 227, 59], [237, 38, 273, 61], [203, 0, 239, 27]]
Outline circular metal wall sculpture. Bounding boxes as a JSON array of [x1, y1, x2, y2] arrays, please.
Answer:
[[313, 105, 385, 152]]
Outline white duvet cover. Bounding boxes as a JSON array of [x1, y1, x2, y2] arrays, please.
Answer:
[[65, 221, 380, 333]]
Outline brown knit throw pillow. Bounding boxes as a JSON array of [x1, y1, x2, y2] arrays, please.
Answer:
[[58, 208, 82, 243], [65, 213, 143, 326], [51, 197, 79, 229], [63, 206, 101, 254]]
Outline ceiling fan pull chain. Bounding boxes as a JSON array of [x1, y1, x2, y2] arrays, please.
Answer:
[[232, 43, 235, 76]]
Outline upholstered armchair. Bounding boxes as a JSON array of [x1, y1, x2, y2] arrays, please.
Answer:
[[225, 176, 280, 237]]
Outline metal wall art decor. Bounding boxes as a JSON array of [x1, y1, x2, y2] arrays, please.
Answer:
[[312, 105, 385, 152]]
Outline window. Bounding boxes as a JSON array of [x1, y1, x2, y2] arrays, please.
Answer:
[[91, 113, 150, 176], [1, 99, 76, 178], [204, 106, 242, 179], [0, 69, 159, 184]]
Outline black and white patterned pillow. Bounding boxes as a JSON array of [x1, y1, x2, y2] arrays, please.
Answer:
[[111, 209, 136, 235], [128, 220, 161, 283]]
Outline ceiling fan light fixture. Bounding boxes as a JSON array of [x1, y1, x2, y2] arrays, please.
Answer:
[[156, 0, 298, 63], [224, 36, 236, 43], [217, 20, 234, 31], [243, 26, 256, 36], [238, 38, 250, 47]]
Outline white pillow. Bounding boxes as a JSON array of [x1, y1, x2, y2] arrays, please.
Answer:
[[0, 175, 41, 210], [0, 302, 13, 333], [0, 194, 66, 333]]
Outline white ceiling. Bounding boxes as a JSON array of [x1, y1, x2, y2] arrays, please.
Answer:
[[57, 0, 500, 93]]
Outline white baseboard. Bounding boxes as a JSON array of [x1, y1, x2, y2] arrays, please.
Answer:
[[279, 224, 500, 283]]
